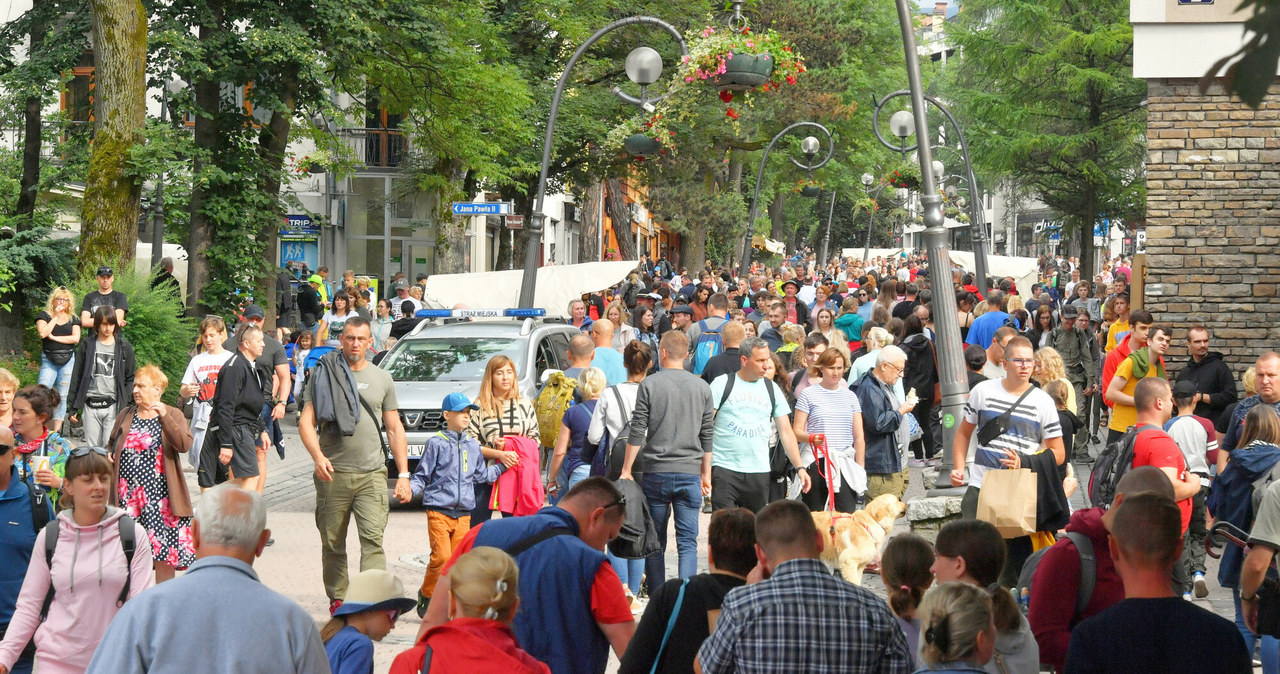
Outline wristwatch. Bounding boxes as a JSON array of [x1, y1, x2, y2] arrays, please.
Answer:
[[398, 472, 411, 479]]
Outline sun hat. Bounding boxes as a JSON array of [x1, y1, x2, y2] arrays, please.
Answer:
[[332, 570, 416, 617]]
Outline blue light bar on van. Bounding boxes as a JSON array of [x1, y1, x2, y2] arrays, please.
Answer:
[[414, 308, 547, 319]]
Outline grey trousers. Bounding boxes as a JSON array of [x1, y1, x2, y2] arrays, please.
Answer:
[[82, 404, 118, 448]]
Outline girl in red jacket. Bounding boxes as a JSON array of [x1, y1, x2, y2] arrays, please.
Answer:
[[389, 547, 549, 674]]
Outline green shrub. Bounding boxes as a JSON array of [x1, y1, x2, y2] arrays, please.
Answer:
[[0, 352, 40, 387], [68, 263, 197, 403]]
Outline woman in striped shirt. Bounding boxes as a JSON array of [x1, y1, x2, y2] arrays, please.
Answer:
[[467, 355, 538, 523], [792, 348, 866, 512]]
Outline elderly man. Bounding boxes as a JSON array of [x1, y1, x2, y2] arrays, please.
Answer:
[[589, 319, 627, 385], [86, 485, 329, 673], [853, 345, 916, 501]]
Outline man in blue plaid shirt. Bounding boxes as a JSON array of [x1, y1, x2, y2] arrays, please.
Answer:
[[695, 500, 912, 673]]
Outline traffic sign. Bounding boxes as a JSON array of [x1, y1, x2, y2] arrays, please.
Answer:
[[505, 215, 525, 230], [451, 202, 513, 216]]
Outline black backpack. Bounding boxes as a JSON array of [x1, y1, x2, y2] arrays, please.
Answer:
[[585, 386, 637, 480], [1015, 531, 1095, 620], [39, 514, 137, 622], [1088, 424, 1158, 509], [718, 374, 791, 479]]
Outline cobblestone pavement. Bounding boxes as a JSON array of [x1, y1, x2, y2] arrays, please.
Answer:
[[186, 417, 1250, 671]]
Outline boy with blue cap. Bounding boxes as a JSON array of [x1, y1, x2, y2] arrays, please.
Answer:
[[404, 392, 507, 617]]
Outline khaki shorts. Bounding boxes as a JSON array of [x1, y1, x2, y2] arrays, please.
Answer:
[[867, 469, 908, 501]]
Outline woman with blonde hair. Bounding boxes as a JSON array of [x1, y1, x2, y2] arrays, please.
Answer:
[[35, 286, 81, 432], [469, 355, 537, 523], [108, 364, 194, 582], [849, 326, 897, 389], [916, 582, 998, 673], [546, 367, 606, 500], [0, 367, 18, 428], [811, 307, 850, 364], [1033, 347, 1076, 413], [603, 301, 637, 351], [390, 547, 549, 674]]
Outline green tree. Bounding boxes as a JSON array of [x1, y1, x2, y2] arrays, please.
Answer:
[[947, 0, 1147, 281]]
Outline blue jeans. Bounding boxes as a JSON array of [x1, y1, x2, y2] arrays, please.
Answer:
[[1235, 588, 1279, 672], [550, 463, 590, 505], [642, 472, 701, 595], [609, 551, 644, 595], [37, 353, 74, 421]]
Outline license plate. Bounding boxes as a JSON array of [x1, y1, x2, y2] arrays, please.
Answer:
[[407, 444, 425, 458]]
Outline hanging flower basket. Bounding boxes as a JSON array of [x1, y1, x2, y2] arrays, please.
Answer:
[[624, 134, 664, 157], [883, 162, 921, 190], [678, 25, 806, 98], [800, 185, 821, 198]]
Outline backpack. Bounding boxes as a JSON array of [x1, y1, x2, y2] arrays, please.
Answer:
[[534, 371, 577, 448], [717, 373, 790, 479], [691, 320, 725, 375], [587, 386, 636, 480], [28, 479, 51, 533], [39, 514, 137, 622], [1088, 424, 1158, 508], [1015, 531, 1095, 620]]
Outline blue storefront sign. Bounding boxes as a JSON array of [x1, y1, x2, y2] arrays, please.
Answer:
[[281, 215, 320, 278]]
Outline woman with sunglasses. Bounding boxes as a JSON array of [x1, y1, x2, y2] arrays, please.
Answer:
[[323, 569, 415, 674], [35, 287, 81, 434], [108, 364, 194, 583], [11, 386, 72, 506], [0, 446, 153, 674]]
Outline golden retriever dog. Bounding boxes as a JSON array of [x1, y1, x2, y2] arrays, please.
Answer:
[[811, 494, 906, 585]]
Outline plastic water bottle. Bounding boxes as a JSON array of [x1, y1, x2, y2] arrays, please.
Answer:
[[1019, 588, 1030, 613]]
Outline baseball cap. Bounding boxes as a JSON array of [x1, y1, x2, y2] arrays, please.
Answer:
[[1172, 379, 1199, 398], [642, 292, 661, 301], [783, 279, 799, 290], [442, 392, 480, 412], [416, 273, 428, 281], [96, 266, 113, 277], [394, 278, 410, 290], [670, 304, 693, 315], [1060, 304, 1079, 319], [243, 304, 266, 319]]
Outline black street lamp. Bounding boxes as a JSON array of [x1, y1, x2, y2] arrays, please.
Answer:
[[518, 17, 688, 309], [738, 123, 834, 277]]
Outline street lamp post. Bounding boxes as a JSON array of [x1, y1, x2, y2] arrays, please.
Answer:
[[819, 188, 837, 267], [885, 0, 970, 452], [738, 123, 834, 278], [518, 17, 688, 309], [873, 90, 991, 293]]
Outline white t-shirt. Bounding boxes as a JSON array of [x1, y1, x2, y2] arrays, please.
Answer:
[[321, 310, 356, 346], [963, 379, 1062, 488], [795, 382, 860, 465], [182, 351, 234, 430]]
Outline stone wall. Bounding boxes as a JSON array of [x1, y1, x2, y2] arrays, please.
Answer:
[[1143, 79, 1280, 374]]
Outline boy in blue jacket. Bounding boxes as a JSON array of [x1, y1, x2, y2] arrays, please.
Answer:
[[405, 392, 506, 618]]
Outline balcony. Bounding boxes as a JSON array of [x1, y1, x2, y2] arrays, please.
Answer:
[[336, 127, 407, 171]]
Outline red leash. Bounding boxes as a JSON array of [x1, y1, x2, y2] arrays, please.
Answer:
[[809, 433, 841, 533]]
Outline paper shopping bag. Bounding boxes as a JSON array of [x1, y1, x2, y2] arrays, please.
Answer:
[[976, 468, 1038, 538]]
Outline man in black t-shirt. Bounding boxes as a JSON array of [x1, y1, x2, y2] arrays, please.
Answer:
[[81, 266, 129, 330], [1064, 492, 1250, 673], [619, 508, 755, 674]]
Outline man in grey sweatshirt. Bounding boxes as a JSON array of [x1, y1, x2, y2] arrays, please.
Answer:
[[620, 329, 714, 596]]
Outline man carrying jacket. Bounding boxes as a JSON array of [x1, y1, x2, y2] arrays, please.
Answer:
[[1174, 325, 1238, 423]]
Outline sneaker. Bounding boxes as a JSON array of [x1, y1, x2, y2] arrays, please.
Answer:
[[908, 458, 929, 468], [329, 599, 343, 616], [416, 591, 430, 619], [926, 457, 942, 467], [702, 497, 712, 514], [1183, 591, 1193, 601], [1194, 572, 1209, 599]]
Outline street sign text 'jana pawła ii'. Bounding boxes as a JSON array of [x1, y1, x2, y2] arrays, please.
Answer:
[[451, 202, 514, 216]]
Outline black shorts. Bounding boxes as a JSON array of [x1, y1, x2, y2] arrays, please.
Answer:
[[197, 432, 229, 489], [710, 466, 769, 513], [225, 425, 261, 480]]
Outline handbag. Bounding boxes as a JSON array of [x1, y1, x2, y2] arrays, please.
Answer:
[[976, 386, 1035, 446], [976, 467, 1038, 538], [1258, 578, 1280, 638]]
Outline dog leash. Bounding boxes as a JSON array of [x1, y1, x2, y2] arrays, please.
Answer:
[[809, 433, 839, 532]]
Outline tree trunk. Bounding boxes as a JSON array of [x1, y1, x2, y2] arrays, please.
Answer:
[[578, 181, 602, 262], [186, 14, 221, 313], [435, 163, 470, 274], [727, 155, 743, 268], [79, 0, 146, 274], [681, 225, 706, 272], [255, 75, 296, 333], [605, 177, 637, 261], [768, 193, 787, 239]]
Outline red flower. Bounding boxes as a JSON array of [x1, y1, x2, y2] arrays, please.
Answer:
[[726, 108, 739, 119], [786, 75, 797, 85], [719, 90, 734, 103]]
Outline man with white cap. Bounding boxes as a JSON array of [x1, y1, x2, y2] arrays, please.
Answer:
[[86, 485, 330, 673]]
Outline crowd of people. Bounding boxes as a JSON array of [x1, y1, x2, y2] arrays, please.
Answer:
[[0, 250, 1271, 673]]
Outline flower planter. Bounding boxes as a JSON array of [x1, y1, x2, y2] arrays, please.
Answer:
[[712, 52, 774, 91], [301, 162, 327, 175], [624, 134, 664, 157], [800, 185, 821, 198]]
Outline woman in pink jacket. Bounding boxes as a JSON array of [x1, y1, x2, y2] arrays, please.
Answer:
[[0, 447, 153, 674]]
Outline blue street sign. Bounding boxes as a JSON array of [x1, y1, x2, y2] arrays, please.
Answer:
[[451, 202, 513, 216]]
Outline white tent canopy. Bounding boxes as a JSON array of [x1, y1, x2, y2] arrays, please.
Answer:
[[949, 251, 1039, 295], [423, 260, 640, 314], [840, 247, 908, 261]]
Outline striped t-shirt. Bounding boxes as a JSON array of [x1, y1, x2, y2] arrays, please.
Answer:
[[795, 381, 861, 465], [964, 379, 1062, 488]]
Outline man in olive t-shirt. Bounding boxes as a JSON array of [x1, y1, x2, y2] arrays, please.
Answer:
[[299, 317, 410, 609]]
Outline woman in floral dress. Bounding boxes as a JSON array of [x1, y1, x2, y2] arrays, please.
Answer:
[[108, 364, 194, 582]]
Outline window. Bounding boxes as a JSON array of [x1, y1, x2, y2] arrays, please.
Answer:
[[61, 51, 95, 124], [535, 336, 559, 382], [381, 337, 527, 382]]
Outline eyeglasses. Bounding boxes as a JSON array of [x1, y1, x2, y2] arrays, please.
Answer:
[[883, 362, 905, 374], [1007, 358, 1036, 367], [70, 446, 111, 459], [0, 443, 12, 454]]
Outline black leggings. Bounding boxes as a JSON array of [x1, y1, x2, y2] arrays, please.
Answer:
[[801, 459, 860, 512], [910, 401, 940, 460]]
